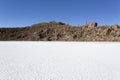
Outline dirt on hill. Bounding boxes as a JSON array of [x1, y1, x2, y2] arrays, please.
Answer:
[[0, 21, 120, 41]]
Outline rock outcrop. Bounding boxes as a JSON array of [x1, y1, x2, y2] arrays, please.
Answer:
[[85, 22, 98, 28], [0, 21, 120, 41], [112, 24, 120, 30]]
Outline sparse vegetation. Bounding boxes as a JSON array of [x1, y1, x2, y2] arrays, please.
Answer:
[[0, 21, 120, 41]]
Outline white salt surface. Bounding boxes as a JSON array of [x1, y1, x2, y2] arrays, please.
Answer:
[[0, 42, 120, 80]]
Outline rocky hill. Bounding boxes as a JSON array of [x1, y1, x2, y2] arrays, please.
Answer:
[[0, 21, 120, 41]]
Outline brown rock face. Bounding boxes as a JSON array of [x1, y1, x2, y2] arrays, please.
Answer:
[[0, 21, 120, 41], [85, 22, 98, 28]]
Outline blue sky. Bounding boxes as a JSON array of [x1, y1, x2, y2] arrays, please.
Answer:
[[0, 0, 119, 27]]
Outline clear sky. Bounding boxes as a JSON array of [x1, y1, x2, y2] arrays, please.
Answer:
[[0, 0, 119, 27]]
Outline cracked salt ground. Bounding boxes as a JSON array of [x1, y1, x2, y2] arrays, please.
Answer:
[[0, 55, 120, 80], [0, 42, 120, 80]]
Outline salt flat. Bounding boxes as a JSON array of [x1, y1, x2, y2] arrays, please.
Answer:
[[0, 42, 120, 80]]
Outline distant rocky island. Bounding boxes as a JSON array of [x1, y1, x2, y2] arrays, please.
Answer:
[[0, 21, 120, 41]]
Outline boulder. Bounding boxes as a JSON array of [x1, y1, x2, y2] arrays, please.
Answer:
[[112, 24, 120, 30], [85, 22, 98, 28]]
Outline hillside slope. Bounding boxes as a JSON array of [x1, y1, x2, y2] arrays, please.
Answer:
[[0, 21, 120, 41]]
